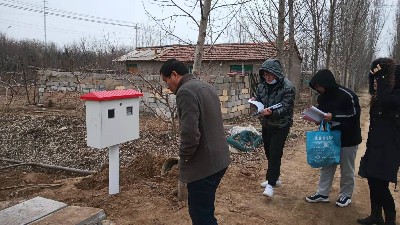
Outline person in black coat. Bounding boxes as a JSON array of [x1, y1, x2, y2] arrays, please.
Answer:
[[357, 58, 400, 225]]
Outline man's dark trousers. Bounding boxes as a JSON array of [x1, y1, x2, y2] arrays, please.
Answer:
[[187, 168, 227, 225]]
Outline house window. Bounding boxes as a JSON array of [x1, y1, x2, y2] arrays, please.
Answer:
[[127, 63, 138, 74], [230, 64, 253, 75], [126, 106, 133, 116], [108, 109, 115, 119]]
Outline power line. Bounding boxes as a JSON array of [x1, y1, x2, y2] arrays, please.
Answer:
[[0, 2, 137, 28], [0, 18, 135, 38], [1, 0, 136, 25]]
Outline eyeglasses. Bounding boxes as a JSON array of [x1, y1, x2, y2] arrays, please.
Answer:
[[264, 73, 275, 77]]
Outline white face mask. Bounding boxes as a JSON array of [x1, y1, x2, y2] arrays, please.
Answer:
[[267, 79, 277, 85]]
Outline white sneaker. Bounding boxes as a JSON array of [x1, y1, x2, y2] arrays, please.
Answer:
[[263, 184, 274, 197], [260, 179, 282, 188]]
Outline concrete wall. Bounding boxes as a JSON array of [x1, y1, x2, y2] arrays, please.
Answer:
[[37, 70, 251, 119]]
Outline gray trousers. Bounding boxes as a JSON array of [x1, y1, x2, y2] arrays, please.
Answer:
[[317, 145, 358, 198]]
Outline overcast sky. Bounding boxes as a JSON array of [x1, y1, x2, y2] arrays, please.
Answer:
[[0, 0, 397, 57], [0, 0, 177, 47]]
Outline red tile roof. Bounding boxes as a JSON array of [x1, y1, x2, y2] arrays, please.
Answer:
[[80, 89, 143, 101], [115, 42, 300, 62]]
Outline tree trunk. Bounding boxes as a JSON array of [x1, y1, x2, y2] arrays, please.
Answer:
[[326, 0, 337, 69], [277, 0, 285, 63], [288, 0, 294, 78], [288, 0, 301, 101], [193, 0, 212, 76]]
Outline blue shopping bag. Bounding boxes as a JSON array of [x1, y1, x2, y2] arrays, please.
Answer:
[[306, 120, 341, 168]]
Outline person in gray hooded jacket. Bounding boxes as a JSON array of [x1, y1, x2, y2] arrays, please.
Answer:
[[252, 59, 295, 197]]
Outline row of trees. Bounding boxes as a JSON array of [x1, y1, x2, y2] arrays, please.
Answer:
[[0, 34, 134, 105], [1, 0, 399, 91], [145, 0, 397, 92], [0, 34, 132, 72]]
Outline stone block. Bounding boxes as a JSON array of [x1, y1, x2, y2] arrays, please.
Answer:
[[220, 107, 228, 114], [58, 87, 67, 92], [215, 76, 224, 84], [219, 96, 229, 102], [0, 197, 67, 225], [241, 108, 250, 114], [223, 77, 231, 83], [222, 113, 233, 120], [242, 94, 250, 99], [31, 206, 105, 225]]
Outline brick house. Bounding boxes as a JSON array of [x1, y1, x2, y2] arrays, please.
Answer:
[[114, 42, 302, 82]]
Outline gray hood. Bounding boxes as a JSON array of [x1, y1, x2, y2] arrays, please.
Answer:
[[259, 59, 285, 83]]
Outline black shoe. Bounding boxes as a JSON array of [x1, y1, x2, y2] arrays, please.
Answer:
[[305, 193, 329, 203], [384, 210, 397, 225], [357, 215, 384, 225]]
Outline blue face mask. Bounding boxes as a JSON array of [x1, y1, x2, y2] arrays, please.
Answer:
[[267, 79, 277, 85]]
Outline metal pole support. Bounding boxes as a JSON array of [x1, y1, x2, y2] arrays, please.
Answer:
[[109, 145, 120, 195]]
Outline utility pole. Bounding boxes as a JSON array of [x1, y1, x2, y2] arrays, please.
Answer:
[[43, 0, 47, 46], [133, 24, 140, 49]]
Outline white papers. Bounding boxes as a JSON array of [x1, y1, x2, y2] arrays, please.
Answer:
[[248, 100, 283, 116], [248, 99, 264, 113], [302, 106, 326, 123], [302, 106, 341, 126]]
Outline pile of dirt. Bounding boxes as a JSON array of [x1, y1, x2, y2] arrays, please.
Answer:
[[75, 153, 172, 190]]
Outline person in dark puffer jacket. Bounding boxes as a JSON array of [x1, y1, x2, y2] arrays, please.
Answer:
[[357, 58, 400, 225], [252, 59, 295, 198], [305, 69, 362, 208]]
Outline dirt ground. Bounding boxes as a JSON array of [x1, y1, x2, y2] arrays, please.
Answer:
[[0, 90, 399, 225]]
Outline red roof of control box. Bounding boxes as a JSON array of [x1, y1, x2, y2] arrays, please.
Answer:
[[80, 89, 143, 101]]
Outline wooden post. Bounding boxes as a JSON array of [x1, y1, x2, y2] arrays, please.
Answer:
[[177, 181, 187, 201]]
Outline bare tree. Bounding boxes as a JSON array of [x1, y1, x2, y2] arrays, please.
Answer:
[[325, 0, 337, 68], [143, 0, 252, 75], [192, 0, 212, 75], [127, 73, 179, 146], [392, 1, 400, 62], [277, 0, 285, 62], [288, 0, 295, 79]]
